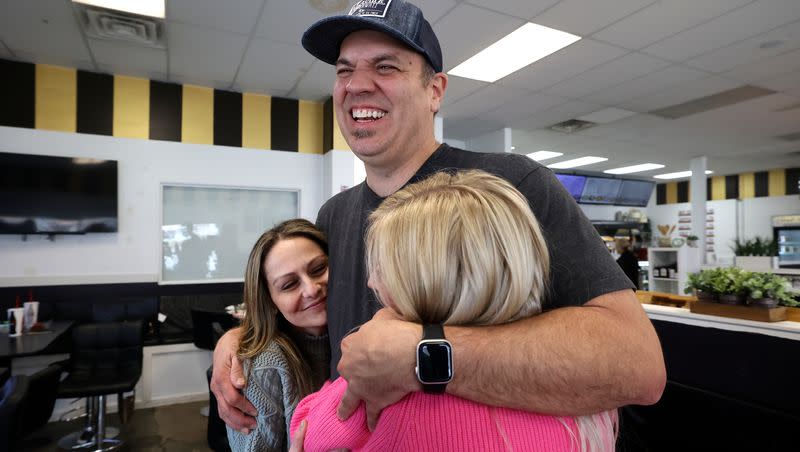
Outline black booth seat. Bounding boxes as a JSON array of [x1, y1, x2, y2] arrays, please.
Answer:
[[58, 322, 143, 398]]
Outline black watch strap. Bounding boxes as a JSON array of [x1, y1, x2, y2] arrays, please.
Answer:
[[423, 323, 445, 341], [421, 324, 448, 394]]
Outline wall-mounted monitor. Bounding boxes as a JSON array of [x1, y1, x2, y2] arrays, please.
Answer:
[[0, 152, 118, 234], [615, 180, 655, 207], [580, 177, 622, 204], [555, 174, 587, 202]]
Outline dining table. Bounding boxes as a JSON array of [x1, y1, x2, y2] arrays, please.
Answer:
[[0, 320, 74, 371]]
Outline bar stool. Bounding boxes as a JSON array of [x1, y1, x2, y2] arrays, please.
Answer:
[[57, 321, 143, 451]]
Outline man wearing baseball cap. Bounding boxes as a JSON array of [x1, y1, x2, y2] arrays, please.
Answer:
[[213, 0, 665, 447]]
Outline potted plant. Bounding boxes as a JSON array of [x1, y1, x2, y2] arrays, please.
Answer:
[[731, 237, 775, 271], [685, 269, 717, 301], [714, 267, 750, 305], [686, 235, 699, 248], [742, 272, 787, 308]]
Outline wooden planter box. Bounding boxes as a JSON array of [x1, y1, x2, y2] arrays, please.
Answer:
[[690, 300, 787, 322], [786, 307, 800, 322]]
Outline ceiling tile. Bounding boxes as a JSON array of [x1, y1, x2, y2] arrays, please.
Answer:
[[289, 59, 335, 101], [583, 64, 709, 105], [592, 0, 751, 50], [167, 0, 263, 35], [620, 75, 740, 112], [168, 22, 249, 88], [440, 84, 528, 120], [0, 0, 92, 67], [498, 39, 628, 91], [89, 39, 167, 79], [756, 70, 800, 92], [642, 0, 800, 62], [543, 52, 670, 99], [256, 1, 333, 46], [0, 40, 12, 59], [464, 0, 560, 20], [413, 0, 460, 23], [533, 0, 657, 36], [234, 37, 315, 96], [442, 75, 488, 106], [723, 48, 800, 83], [434, 3, 525, 71], [483, 92, 568, 124], [685, 19, 800, 73], [444, 117, 505, 140]]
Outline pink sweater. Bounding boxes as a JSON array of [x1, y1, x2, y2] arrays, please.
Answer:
[[290, 377, 580, 452]]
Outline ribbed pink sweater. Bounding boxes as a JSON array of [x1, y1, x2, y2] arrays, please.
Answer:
[[290, 377, 580, 452]]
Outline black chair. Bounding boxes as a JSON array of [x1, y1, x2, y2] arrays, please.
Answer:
[[21, 363, 63, 437], [191, 309, 237, 452], [0, 375, 29, 452], [57, 321, 143, 451]]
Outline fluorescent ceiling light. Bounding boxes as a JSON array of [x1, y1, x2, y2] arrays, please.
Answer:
[[548, 156, 608, 169], [604, 163, 665, 175], [73, 0, 165, 18], [653, 170, 714, 180], [577, 108, 638, 124], [527, 150, 563, 161], [448, 23, 581, 83]]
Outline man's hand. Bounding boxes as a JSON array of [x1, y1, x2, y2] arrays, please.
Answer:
[[210, 327, 258, 433], [336, 308, 421, 431]]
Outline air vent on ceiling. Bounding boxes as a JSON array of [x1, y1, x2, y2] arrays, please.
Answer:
[[75, 4, 165, 49], [648, 85, 775, 119], [548, 119, 597, 133]]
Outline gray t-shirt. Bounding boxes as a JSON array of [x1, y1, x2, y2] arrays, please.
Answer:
[[316, 144, 634, 378]]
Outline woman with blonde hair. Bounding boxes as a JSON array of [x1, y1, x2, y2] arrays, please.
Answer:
[[291, 170, 617, 451], [227, 219, 331, 452]]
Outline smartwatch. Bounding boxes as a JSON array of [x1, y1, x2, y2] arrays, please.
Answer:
[[415, 324, 453, 394]]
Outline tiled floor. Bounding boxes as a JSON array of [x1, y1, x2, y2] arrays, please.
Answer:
[[18, 401, 213, 451]]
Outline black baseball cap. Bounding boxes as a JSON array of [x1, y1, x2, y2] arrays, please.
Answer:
[[302, 0, 443, 73]]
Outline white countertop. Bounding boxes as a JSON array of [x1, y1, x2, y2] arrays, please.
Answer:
[[643, 303, 800, 341]]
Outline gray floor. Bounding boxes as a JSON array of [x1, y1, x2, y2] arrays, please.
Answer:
[[18, 401, 213, 452]]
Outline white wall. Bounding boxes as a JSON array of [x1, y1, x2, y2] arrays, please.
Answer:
[[741, 195, 800, 239], [0, 126, 325, 287], [465, 129, 506, 153]]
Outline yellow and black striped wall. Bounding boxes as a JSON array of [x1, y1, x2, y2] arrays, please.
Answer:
[[656, 169, 800, 205], [0, 58, 349, 154]]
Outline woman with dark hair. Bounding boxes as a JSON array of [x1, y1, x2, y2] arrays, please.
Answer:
[[227, 219, 330, 452]]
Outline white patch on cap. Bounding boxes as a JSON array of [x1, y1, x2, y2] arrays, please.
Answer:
[[349, 0, 393, 18]]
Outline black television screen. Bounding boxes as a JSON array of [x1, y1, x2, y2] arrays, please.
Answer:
[[0, 152, 118, 234], [555, 174, 587, 202], [580, 177, 622, 204], [616, 179, 655, 207]]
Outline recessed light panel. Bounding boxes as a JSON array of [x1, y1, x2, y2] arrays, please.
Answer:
[[73, 0, 165, 18], [548, 156, 608, 169], [448, 23, 581, 83], [527, 151, 563, 161], [653, 170, 713, 180], [604, 163, 665, 175]]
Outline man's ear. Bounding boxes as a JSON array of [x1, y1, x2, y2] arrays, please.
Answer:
[[430, 72, 448, 114]]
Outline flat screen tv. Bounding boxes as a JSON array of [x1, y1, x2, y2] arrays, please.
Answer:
[[0, 152, 118, 234], [580, 177, 622, 204], [555, 174, 587, 202], [615, 179, 655, 207]]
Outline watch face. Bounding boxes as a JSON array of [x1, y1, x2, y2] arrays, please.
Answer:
[[417, 341, 453, 383]]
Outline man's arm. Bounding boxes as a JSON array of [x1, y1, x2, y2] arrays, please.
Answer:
[[337, 289, 665, 429], [210, 327, 258, 432]]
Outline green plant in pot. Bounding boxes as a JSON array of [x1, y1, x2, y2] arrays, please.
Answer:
[[685, 269, 717, 301], [714, 267, 751, 305], [686, 235, 699, 247], [744, 272, 798, 308]]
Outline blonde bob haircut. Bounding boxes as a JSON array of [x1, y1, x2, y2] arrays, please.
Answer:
[[366, 170, 549, 326], [366, 170, 618, 452]]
